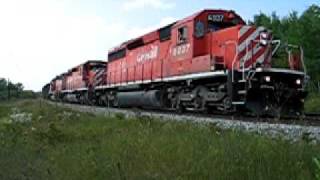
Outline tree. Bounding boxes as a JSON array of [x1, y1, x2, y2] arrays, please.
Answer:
[[0, 78, 31, 100], [252, 4, 320, 83], [300, 5, 320, 81]]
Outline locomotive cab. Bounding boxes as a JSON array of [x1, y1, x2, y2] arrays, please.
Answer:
[[169, 10, 308, 116]]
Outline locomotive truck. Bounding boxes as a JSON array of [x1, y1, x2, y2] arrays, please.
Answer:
[[45, 9, 308, 116]]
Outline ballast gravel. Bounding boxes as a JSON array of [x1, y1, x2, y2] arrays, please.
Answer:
[[50, 101, 320, 144]]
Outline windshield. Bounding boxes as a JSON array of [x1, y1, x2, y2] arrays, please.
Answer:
[[207, 14, 242, 31]]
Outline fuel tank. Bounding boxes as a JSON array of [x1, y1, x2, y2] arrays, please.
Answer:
[[117, 90, 163, 108]]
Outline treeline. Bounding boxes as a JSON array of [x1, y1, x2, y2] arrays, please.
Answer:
[[251, 4, 320, 91], [0, 78, 37, 101]]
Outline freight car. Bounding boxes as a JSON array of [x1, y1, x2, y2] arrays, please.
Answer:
[[45, 9, 308, 117]]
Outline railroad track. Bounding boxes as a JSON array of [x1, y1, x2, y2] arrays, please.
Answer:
[[117, 108, 320, 127], [47, 100, 320, 144], [48, 100, 320, 127]]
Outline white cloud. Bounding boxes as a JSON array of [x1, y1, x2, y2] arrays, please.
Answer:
[[0, 0, 125, 91], [123, 0, 175, 11], [128, 17, 176, 38], [0, 0, 177, 91]]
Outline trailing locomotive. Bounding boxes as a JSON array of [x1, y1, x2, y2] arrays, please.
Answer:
[[45, 9, 308, 117]]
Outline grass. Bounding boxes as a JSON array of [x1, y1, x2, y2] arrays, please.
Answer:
[[305, 92, 320, 113], [0, 100, 319, 179]]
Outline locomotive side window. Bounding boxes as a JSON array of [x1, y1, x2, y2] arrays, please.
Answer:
[[159, 23, 174, 42], [177, 26, 188, 44], [108, 48, 126, 61], [195, 21, 205, 38], [127, 38, 144, 50]]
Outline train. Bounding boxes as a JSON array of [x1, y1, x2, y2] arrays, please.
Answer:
[[42, 9, 308, 117]]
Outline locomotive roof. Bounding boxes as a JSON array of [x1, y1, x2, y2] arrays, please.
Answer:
[[175, 9, 244, 25], [108, 9, 244, 55], [84, 60, 106, 65], [63, 60, 106, 75], [52, 75, 63, 81], [51, 60, 105, 80]]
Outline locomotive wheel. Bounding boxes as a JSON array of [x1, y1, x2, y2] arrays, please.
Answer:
[[176, 100, 185, 114], [99, 95, 107, 106], [112, 96, 119, 107], [222, 97, 232, 111]]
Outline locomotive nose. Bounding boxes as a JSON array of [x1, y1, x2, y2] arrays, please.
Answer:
[[237, 26, 273, 69]]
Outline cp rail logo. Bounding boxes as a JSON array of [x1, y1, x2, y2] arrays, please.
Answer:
[[137, 45, 159, 63]]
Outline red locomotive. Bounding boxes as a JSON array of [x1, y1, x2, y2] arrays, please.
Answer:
[[45, 9, 308, 116], [49, 60, 106, 103]]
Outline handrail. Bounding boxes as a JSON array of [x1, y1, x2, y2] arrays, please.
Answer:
[[229, 40, 250, 82], [224, 41, 238, 82], [300, 46, 307, 74], [242, 40, 250, 80], [286, 44, 307, 74], [271, 40, 281, 56]]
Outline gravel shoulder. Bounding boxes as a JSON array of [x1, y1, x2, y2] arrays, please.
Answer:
[[49, 101, 320, 144]]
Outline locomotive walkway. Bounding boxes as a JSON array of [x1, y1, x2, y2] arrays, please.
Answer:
[[48, 100, 320, 144]]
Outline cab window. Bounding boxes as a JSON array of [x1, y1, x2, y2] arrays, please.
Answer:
[[207, 14, 241, 32], [177, 26, 188, 44]]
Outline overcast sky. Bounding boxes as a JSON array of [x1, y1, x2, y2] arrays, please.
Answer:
[[0, 0, 318, 91]]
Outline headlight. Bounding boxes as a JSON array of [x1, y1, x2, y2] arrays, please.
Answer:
[[260, 39, 268, 46], [256, 67, 263, 72], [260, 32, 268, 39], [296, 79, 301, 85], [260, 32, 268, 46], [264, 76, 271, 82]]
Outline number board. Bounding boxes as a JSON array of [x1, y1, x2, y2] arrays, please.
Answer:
[[208, 14, 224, 22]]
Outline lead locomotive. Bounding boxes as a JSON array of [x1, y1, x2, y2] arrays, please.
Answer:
[[43, 9, 308, 117]]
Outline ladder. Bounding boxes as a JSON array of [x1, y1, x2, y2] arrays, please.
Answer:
[[230, 71, 248, 106], [229, 40, 252, 106]]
